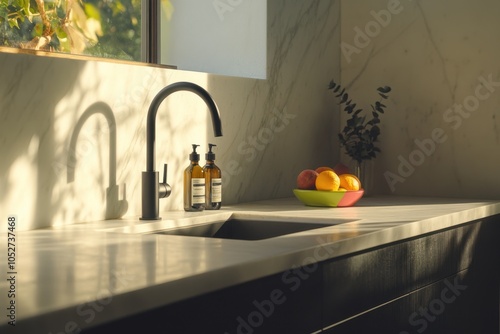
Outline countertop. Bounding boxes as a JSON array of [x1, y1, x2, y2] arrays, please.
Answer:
[[2, 195, 500, 332]]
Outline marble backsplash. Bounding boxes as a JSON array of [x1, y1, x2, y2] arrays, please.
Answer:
[[0, 0, 341, 230], [340, 0, 500, 199]]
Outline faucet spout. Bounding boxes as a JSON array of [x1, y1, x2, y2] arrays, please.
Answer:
[[141, 82, 223, 220]]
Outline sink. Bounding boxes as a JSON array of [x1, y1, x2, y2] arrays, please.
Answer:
[[153, 218, 337, 240]]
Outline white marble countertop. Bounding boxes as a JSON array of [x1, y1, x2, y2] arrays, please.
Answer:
[[1, 195, 500, 332]]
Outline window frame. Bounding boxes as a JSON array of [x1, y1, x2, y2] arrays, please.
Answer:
[[141, 1, 160, 64]]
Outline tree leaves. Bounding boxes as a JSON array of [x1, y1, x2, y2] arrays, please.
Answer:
[[1, 0, 142, 60], [329, 80, 392, 162]]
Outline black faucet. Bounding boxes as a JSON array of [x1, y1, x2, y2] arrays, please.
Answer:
[[141, 82, 223, 220]]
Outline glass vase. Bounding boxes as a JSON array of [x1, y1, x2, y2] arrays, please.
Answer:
[[351, 159, 373, 196]]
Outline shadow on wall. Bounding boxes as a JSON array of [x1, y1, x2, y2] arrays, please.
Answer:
[[0, 53, 85, 229], [67, 101, 128, 219]]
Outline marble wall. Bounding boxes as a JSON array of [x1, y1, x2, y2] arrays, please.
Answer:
[[340, 0, 500, 199], [0, 1, 341, 230]]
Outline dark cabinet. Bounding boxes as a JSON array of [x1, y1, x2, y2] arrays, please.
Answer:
[[323, 270, 495, 333], [85, 215, 500, 333], [84, 265, 324, 333], [322, 215, 500, 333]]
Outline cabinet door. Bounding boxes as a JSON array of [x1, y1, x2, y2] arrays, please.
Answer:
[[323, 269, 500, 334], [322, 216, 500, 333], [84, 266, 323, 333]]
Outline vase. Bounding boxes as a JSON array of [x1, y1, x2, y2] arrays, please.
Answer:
[[351, 159, 374, 196]]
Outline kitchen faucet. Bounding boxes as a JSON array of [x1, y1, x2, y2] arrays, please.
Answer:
[[141, 82, 223, 220]]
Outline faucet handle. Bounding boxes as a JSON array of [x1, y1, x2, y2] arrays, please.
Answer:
[[159, 163, 171, 199], [162, 163, 167, 184]]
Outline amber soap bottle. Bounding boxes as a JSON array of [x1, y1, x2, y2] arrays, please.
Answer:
[[184, 144, 205, 211], [203, 144, 222, 210]]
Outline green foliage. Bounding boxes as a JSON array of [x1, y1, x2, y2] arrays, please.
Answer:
[[328, 80, 392, 163], [0, 0, 142, 61], [85, 0, 142, 60]]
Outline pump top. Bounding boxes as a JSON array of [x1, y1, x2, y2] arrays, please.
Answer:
[[206, 144, 217, 161], [189, 144, 200, 161]]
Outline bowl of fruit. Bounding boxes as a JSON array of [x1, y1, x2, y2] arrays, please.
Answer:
[[293, 164, 364, 207]]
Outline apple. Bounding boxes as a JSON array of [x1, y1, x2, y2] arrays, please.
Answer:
[[333, 162, 350, 175], [315, 166, 334, 174], [296, 169, 318, 190]]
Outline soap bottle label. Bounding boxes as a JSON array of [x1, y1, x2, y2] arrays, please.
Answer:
[[211, 178, 222, 202], [191, 179, 205, 204]]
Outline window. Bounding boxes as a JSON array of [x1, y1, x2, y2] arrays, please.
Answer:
[[159, 0, 267, 79], [0, 0, 142, 61], [1, 0, 267, 78]]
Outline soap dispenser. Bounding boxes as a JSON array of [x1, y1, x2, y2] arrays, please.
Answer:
[[184, 144, 205, 211], [203, 144, 222, 210]]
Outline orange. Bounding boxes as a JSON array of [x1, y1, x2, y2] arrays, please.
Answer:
[[315, 170, 340, 191], [339, 174, 361, 191]]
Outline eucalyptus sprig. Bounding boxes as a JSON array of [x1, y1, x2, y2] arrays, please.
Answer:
[[328, 80, 392, 163]]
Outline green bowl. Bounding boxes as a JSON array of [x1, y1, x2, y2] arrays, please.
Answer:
[[293, 189, 364, 207]]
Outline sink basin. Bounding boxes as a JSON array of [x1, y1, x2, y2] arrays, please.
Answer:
[[154, 218, 337, 240]]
